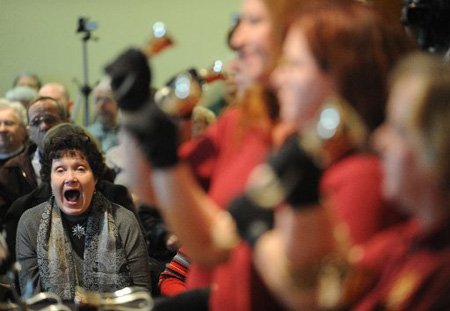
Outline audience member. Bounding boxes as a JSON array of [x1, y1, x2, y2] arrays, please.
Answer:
[[87, 80, 119, 153], [0, 100, 28, 219], [38, 82, 74, 120], [0, 100, 27, 168], [2, 127, 135, 277], [27, 97, 70, 183], [0, 97, 67, 220], [12, 72, 42, 91], [16, 123, 150, 300], [1, 99, 133, 277]]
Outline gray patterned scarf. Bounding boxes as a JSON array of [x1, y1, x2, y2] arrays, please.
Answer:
[[36, 192, 131, 301]]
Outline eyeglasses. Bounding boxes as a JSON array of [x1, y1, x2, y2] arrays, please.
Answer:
[[29, 115, 61, 127]]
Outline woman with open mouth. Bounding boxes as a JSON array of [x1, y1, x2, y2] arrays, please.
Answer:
[[16, 123, 151, 301]]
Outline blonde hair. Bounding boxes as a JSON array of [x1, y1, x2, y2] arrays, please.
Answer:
[[391, 52, 450, 195]]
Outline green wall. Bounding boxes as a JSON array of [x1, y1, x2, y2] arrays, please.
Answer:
[[0, 0, 240, 124]]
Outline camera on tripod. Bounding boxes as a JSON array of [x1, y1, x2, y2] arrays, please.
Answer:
[[77, 16, 98, 33]]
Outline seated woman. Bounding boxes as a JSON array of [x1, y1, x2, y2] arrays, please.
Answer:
[[16, 123, 151, 301]]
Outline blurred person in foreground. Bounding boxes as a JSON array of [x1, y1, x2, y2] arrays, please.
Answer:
[[349, 51, 450, 310], [252, 49, 450, 309], [316, 52, 450, 310], [16, 123, 150, 301], [213, 0, 415, 309], [107, 0, 310, 309]]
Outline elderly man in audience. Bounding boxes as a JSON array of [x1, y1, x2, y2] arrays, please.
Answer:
[[0, 97, 68, 215], [0, 99, 27, 169], [87, 80, 120, 153], [38, 82, 74, 120], [0, 100, 28, 219]]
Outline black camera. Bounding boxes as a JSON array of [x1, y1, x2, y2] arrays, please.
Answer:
[[77, 16, 98, 33], [402, 0, 450, 53]]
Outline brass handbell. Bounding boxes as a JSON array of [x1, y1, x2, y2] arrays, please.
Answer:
[[299, 97, 368, 168], [154, 60, 226, 118], [143, 22, 174, 57], [74, 286, 153, 311], [237, 97, 368, 209]]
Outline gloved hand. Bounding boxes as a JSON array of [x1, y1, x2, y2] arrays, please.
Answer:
[[104, 48, 152, 112], [105, 48, 179, 168], [267, 133, 322, 207], [228, 195, 274, 247], [228, 134, 322, 246]]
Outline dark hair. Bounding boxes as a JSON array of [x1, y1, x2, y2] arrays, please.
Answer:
[[293, 0, 416, 132], [40, 123, 105, 184]]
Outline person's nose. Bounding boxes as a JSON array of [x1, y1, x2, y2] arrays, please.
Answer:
[[0, 122, 7, 132], [39, 121, 52, 132], [229, 21, 245, 51], [65, 170, 78, 183]]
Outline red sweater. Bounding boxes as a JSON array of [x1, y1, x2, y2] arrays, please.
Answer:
[[211, 154, 403, 311], [183, 115, 402, 310], [159, 247, 190, 297], [354, 218, 450, 310], [181, 108, 273, 311], [320, 154, 405, 245]]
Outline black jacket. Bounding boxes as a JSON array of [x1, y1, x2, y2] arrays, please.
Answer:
[[0, 143, 38, 221]]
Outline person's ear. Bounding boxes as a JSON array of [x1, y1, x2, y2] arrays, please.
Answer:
[[68, 100, 75, 114]]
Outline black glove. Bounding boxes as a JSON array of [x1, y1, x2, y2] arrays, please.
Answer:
[[105, 48, 179, 168], [104, 48, 152, 112], [228, 134, 322, 246], [267, 134, 322, 208], [228, 195, 274, 247]]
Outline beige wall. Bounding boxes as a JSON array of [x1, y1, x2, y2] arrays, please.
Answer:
[[0, 0, 240, 124]]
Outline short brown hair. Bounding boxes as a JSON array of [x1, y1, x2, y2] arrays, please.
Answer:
[[40, 123, 105, 184]]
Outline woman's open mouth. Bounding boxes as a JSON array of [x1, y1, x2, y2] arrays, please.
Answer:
[[64, 189, 81, 203]]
